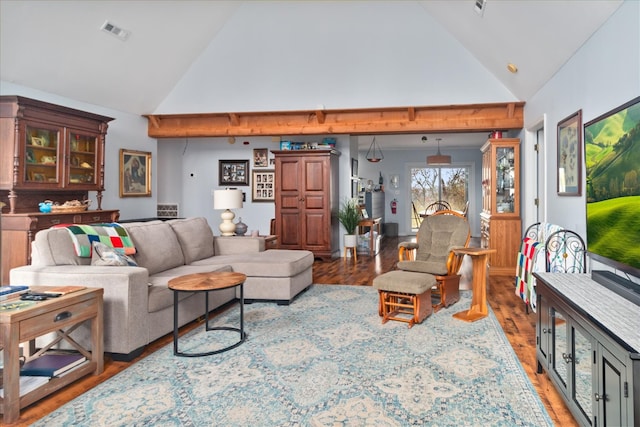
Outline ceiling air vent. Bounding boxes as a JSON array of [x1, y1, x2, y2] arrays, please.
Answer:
[[474, 0, 486, 16], [100, 20, 130, 41]]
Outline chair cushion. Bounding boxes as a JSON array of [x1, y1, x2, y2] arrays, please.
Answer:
[[413, 214, 469, 273], [373, 270, 436, 294], [397, 260, 448, 276]]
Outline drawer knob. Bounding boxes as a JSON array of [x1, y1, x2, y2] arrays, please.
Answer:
[[50, 219, 61, 225], [594, 393, 608, 402], [54, 311, 72, 322]]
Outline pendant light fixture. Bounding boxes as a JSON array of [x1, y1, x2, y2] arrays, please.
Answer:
[[426, 137, 451, 166], [366, 137, 384, 163]]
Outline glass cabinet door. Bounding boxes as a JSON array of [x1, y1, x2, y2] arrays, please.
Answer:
[[572, 323, 594, 425], [552, 308, 569, 391], [495, 146, 516, 213], [24, 124, 61, 185], [482, 149, 491, 212], [67, 130, 98, 186]]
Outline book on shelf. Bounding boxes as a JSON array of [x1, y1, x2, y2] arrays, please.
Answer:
[[0, 285, 29, 300], [41, 285, 86, 296], [20, 353, 87, 377], [0, 376, 50, 398]]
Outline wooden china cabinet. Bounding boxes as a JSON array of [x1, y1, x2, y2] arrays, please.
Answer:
[[273, 149, 340, 260], [480, 138, 521, 275], [0, 96, 119, 284]]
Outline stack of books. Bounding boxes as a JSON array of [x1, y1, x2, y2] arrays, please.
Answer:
[[20, 353, 87, 377], [0, 376, 50, 398], [0, 285, 29, 301]]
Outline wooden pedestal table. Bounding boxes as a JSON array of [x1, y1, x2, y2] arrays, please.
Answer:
[[168, 271, 247, 357], [451, 247, 496, 322]]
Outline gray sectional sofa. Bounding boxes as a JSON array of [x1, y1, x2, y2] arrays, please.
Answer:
[[10, 217, 314, 360]]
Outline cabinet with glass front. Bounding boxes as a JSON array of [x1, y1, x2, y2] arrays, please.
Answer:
[[0, 95, 113, 213], [481, 138, 520, 216], [480, 138, 521, 275]]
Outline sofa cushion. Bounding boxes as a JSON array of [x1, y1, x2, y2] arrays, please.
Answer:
[[168, 217, 215, 263], [91, 242, 138, 266], [190, 249, 314, 278], [124, 222, 185, 275], [147, 264, 232, 313], [31, 228, 91, 266]]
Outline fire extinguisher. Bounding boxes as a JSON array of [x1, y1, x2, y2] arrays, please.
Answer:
[[390, 199, 397, 214]]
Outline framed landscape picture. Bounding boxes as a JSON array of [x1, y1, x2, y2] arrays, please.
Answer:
[[120, 149, 151, 197], [557, 110, 582, 196], [252, 169, 275, 202], [219, 159, 249, 186]]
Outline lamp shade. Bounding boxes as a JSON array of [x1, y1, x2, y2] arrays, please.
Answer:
[[426, 138, 451, 166], [213, 189, 243, 210], [426, 153, 452, 165]]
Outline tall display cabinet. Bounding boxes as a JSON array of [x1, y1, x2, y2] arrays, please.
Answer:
[[0, 96, 118, 284], [480, 138, 521, 275], [273, 149, 339, 260]]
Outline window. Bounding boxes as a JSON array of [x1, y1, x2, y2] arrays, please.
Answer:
[[410, 166, 470, 230]]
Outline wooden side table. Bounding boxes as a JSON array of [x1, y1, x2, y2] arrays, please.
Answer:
[[0, 287, 104, 424], [451, 247, 496, 322], [168, 271, 247, 357]]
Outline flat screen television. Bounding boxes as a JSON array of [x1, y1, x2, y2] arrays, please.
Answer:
[[584, 96, 640, 295]]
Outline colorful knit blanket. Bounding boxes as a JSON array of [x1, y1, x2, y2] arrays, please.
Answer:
[[54, 223, 136, 257], [515, 237, 541, 311]]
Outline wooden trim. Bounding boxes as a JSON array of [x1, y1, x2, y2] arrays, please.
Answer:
[[144, 101, 525, 138]]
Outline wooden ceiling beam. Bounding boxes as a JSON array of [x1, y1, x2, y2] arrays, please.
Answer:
[[408, 107, 416, 121], [144, 102, 525, 138]]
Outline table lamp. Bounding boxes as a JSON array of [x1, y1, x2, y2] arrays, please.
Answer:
[[212, 189, 243, 236]]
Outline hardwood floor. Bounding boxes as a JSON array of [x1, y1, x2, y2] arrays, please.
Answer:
[[12, 236, 577, 426]]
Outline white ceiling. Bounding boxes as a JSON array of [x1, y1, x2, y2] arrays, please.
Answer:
[[0, 1, 623, 149]]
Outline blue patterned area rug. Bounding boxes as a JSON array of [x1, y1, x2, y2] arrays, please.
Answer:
[[34, 285, 552, 426]]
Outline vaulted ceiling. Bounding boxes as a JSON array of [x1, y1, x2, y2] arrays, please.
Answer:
[[0, 1, 623, 148]]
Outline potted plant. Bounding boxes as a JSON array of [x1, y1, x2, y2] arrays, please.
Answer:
[[338, 198, 361, 248]]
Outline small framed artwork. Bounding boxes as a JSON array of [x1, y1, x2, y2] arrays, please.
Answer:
[[557, 110, 582, 196], [351, 158, 358, 178], [252, 169, 275, 202], [253, 148, 269, 167], [219, 160, 249, 186], [120, 149, 152, 197]]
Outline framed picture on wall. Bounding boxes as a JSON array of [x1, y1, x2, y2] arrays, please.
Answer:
[[253, 148, 269, 167], [557, 109, 582, 196], [219, 159, 249, 186], [252, 169, 275, 202], [120, 149, 152, 197]]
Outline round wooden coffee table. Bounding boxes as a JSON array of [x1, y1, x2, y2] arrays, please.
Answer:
[[168, 271, 247, 357]]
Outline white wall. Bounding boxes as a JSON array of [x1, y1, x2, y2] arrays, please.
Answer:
[[158, 135, 354, 236], [0, 82, 157, 220], [524, 0, 639, 279], [155, 1, 515, 114]]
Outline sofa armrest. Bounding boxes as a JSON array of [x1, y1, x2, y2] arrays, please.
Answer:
[[10, 265, 150, 355], [214, 236, 265, 254]]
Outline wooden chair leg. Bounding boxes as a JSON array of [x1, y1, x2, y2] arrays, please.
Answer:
[[432, 275, 461, 312]]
